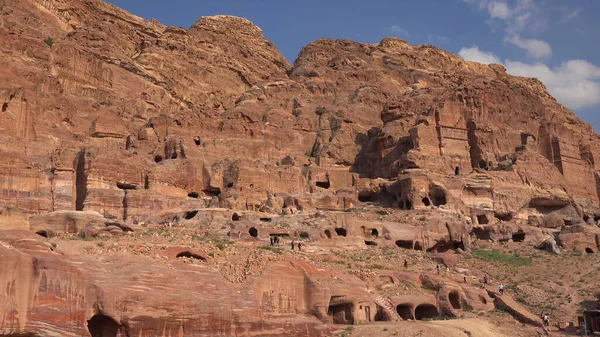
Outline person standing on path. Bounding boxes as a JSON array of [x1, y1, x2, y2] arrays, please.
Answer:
[[483, 274, 488, 286], [436, 263, 441, 274], [298, 242, 302, 251], [291, 240, 295, 251], [404, 259, 408, 268], [499, 283, 504, 295]]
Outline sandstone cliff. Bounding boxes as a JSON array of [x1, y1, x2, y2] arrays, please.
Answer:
[[1, 0, 600, 336]]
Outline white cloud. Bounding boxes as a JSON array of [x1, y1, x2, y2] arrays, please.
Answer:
[[463, 0, 552, 57], [562, 8, 581, 22], [389, 25, 409, 37], [506, 60, 600, 109], [458, 46, 502, 64], [458, 46, 600, 110], [488, 1, 511, 19], [505, 35, 552, 58]]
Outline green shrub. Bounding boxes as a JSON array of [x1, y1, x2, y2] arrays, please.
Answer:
[[471, 249, 532, 266]]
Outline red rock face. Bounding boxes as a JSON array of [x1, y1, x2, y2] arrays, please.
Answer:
[[2, 0, 599, 228], [1, 0, 600, 334]]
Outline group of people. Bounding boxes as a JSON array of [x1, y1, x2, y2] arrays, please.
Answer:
[[269, 236, 303, 251], [269, 236, 281, 246], [291, 240, 302, 251]]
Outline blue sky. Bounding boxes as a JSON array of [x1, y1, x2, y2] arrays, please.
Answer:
[[106, 0, 600, 131]]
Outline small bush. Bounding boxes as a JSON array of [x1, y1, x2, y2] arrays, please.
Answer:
[[96, 241, 105, 248], [418, 216, 427, 222], [44, 36, 54, 47], [51, 243, 57, 249], [215, 243, 225, 251], [258, 245, 283, 254]]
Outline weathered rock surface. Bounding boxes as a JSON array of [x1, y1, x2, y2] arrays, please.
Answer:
[[1, 0, 600, 335], [1, 0, 600, 229]]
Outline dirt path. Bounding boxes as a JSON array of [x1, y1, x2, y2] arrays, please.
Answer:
[[346, 319, 540, 337]]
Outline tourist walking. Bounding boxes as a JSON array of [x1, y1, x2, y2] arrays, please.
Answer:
[[499, 283, 504, 295], [291, 240, 295, 251], [436, 263, 441, 274], [298, 242, 302, 251]]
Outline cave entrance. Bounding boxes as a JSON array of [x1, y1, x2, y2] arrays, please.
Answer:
[[325, 229, 332, 239], [400, 199, 413, 210], [176, 251, 206, 261], [586, 247, 594, 254], [364, 240, 377, 246], [512, 231, 525, 242], [232, 213, 241, 221], [371, 229, 379, 238], [184, 210, 198, 220], [472, 227, 490, 241], [75, 150, 87, 211], [249, 227, 258, 238], [455, 167, 460, 176], [422, 197, 431, 207], [335, 228, 347, 237], [300, 231, 310, 239], [495, 213, 513, 222], [476, 214, 489, 225], [449, 291, 461, 310], [414, 241, 423, 251], [414, 304, 439, 320], [328, 301, 354, 324], [188, 192, 199, 198], [395, 240, 413, 249], [154, 155, 163, 163], [203, 188, 221, 197], [396, 304, 414, 320], [358, 192, 375, 203], [88, 314, 119, 337], [36, 230, 49, 238], [316, 175, 331, 189], [259, 217, 272, 222], [194, 137, 201, 146], [429, 187, 447, 206]]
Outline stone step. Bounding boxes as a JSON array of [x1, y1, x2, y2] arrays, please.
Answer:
[[374, 295, 401, 322]]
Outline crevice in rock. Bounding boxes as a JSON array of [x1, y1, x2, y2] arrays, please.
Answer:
[[75, 150, 87, 211]]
